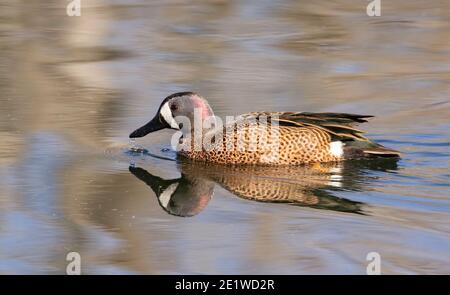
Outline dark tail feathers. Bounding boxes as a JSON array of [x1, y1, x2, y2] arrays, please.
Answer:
[[344, 141, 401, 159]]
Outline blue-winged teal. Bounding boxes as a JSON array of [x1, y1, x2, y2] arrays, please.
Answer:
[[130, 92, 400, 165]]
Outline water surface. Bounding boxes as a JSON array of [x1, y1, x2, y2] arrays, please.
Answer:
[[0, 0, 449, 274]]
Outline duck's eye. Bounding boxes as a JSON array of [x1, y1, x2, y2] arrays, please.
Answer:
[[170, 104, 178, 111]]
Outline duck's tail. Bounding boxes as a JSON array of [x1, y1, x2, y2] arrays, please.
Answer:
[[343, 140, 401, 159]]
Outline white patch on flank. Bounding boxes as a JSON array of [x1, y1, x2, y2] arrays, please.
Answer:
[[159, 183, 179, 208], [160, 102, 180, 129], [329, 141, 344, 157]]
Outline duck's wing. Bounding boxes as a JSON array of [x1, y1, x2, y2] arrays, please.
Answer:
[[239, 111, 373, 141]]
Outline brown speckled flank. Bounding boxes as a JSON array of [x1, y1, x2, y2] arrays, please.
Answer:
[[179, 119, 341, 165], [129, 92, 401, 165]]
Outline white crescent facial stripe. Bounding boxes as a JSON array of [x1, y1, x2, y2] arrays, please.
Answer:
[[159, 183, 179, 208], [160, 102, 180, 129]]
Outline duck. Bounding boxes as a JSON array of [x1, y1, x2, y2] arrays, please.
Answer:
[[129, 92, 400, 165]]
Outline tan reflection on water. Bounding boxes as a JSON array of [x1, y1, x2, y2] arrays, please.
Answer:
[[0, 0, 449, 274]]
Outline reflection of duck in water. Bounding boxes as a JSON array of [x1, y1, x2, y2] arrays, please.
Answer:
[[129, 158, 399, 217], [130, 165, 214, 217]]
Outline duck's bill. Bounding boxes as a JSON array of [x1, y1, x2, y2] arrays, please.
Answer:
[[129, 115, 168, 138]]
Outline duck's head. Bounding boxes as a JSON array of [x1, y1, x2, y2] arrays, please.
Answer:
[[129, 92, 214, 138]]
